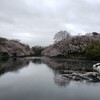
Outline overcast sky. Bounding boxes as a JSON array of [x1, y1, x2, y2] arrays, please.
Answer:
[[0, 0, 100, 47]]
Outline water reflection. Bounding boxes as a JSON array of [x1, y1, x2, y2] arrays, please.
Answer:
[[31, 58, 42, 64], [0, 57, 100, 100], [0, 58, 30, 76], [42, 58, 99, 87], [42, 58, 97, 71], [0, 57, 99, 87]]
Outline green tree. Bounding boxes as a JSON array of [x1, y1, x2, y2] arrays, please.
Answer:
[[85, 44, 100, 60], [32, 46, 44, 56]]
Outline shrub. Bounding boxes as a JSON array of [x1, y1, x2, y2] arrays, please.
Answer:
[[85, 44, 100, 60]]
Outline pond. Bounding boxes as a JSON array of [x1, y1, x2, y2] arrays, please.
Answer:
[[0, 57, 100, 100]]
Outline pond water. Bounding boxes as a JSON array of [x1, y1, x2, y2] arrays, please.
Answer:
[[0, 57, 100, 100]]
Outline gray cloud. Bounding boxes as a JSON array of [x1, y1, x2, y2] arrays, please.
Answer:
[[0, 0, 100, 46]]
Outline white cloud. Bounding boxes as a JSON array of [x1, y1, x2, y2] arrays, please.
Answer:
[[64, 24, 86, 35], [0, 0, 100, 46]]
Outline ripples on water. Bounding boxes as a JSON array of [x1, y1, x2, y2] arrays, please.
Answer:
[[0, 57, 99, 100]]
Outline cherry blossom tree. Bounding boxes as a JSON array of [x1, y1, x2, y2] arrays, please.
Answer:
[[54, 31, 70, 42]]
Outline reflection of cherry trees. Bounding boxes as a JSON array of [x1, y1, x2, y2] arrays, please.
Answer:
[[0, 58, 30, 76], [42, 58, 94, 72], [42, 58, 100, 87], [0, 57, 100, 87]]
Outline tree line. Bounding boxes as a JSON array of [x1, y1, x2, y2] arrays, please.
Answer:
[[53, 31, 100, 59]]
